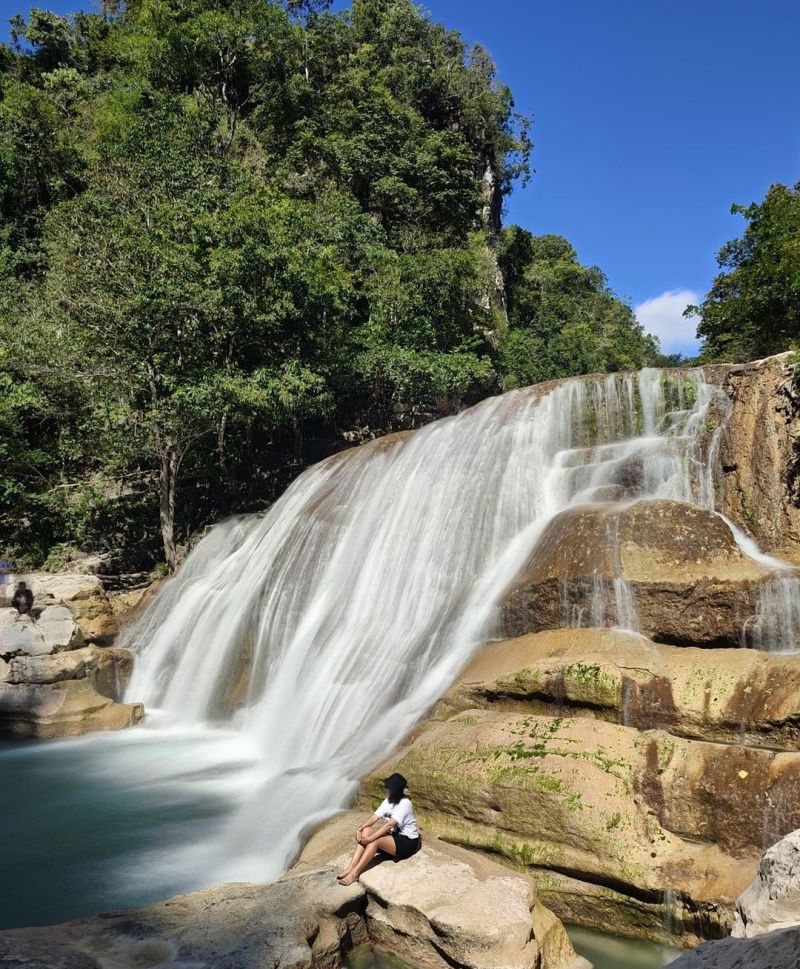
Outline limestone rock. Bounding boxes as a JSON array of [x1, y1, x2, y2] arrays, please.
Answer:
[[712, 353, 800, 564], [732, 829, 800, 939], [439, 628, 800, 750], [6, 644, 133, 697], [0, 671, 143, 739], [364, 710, 800, 944], [0, 872, 367, 969], [18, 572, 118, 644], [500, 499, 768, 646], [662, 926, 800, 969], [294, 812, 588, 969], [0, 606, 83, 659]]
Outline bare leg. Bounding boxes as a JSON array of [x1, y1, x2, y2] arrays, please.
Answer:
[[340, 835, 396, 886], [337, 827, 377, 879]]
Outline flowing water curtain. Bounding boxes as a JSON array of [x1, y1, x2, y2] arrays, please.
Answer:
[[746, 574, 800, 653], [549, 369, 725, 629]]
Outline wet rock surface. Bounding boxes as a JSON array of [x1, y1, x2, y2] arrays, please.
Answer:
[[437, 628, 800, 750], [366, 621, 800, 947], [500, 500, 768, 647], [364, 709, 791, 946], [713, 353, 800, 565]]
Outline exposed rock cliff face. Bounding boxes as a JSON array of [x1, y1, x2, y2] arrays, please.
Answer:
[[437, 629, 800, 750], [0, 580, 141, 738], [0, 811, 587, 969], [364, 618, 800, 947], [712, 353, 800, 563]]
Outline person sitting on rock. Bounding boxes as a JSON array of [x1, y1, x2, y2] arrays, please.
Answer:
[[11, 581, 33, 617], [337, 772, 420, 886]]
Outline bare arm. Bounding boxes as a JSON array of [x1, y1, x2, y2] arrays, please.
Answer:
[[356, 813, 379, 835], [363, 819, 395, 843]]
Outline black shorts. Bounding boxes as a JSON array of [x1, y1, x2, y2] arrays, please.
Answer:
[[387, 832, 421, 862]]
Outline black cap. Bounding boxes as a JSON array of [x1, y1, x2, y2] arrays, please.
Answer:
[[382, 772, 408, 794]]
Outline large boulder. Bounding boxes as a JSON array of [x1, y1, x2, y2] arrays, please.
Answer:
[[363, 710, 800, 945], [18, 573, 118, 645], [732, 829, 800, 939], [294, 811, 588, 969], [663, 926, 800, 969], [712, 353, 800, 565], [0, 606, 83, 658], [0, 609, 141, 738], [0, 810, 586, 969], [0, 676, 144, 739], [500, 500, 769, 646], [439, 628, 800, 750]]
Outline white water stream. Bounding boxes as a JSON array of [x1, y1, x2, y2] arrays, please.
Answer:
[[122, 366, 790, 884]]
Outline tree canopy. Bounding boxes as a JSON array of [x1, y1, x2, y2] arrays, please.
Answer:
[[497, 227, 659, 387], [0, 0, 662, 571], [692, 182, 800, 362]]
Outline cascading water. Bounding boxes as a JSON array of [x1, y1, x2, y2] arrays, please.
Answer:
[[123, 367, 739, 883]]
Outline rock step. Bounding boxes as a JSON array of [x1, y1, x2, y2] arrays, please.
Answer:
[[438, 628, 800, 752], [500, 499, 777, 647]]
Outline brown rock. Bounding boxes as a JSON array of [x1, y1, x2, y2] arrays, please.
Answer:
[[439, 628, 800, 751], [19, 573, 118, 645], [500, 500, 769, 646], [0, 809, 584, 969], [0, 675, 143, 738], [712, 353, 800, 564]]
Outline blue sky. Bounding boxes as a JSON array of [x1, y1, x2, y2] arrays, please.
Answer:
[[2, 0, 799, 354]]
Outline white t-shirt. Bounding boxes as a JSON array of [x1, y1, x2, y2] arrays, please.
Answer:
[[375, 796, 419, 839]]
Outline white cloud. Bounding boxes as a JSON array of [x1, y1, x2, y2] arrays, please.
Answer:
[[635, 289, 701, 356]]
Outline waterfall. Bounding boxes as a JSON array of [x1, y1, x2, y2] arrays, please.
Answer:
[[123, 367, 747, 881], [747, 575, 800, 653]]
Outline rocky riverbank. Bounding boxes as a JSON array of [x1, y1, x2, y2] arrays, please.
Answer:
[[0, 811, 589, 969], [362, 624, 800, 946]]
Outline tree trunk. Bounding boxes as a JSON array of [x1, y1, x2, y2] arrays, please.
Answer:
[[159, 448, 179, 571]]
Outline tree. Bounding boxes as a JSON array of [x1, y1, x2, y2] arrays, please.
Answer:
[[690, 182, 800, 362], [32, 97, 341, 567], [497, 227, 659, 386]]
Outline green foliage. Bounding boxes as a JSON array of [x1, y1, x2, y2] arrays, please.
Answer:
[[497, 227, 660, 387], [691, 182, 800, 362], [0, 0, 665, 571], [0, 0, 531, 567]]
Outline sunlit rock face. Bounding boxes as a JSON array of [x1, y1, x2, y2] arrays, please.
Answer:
[[499, 500, 769, 646], [0, 599, 140, 739]]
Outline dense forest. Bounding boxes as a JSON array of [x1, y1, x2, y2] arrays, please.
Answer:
[[0, 0, 794, 574]]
